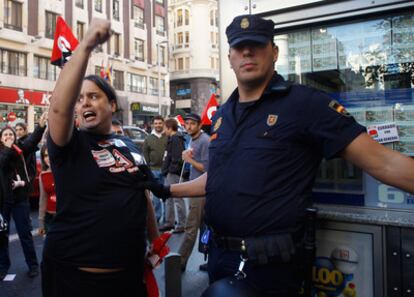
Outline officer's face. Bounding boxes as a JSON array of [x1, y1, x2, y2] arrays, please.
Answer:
[[228, 41, 278, 86]]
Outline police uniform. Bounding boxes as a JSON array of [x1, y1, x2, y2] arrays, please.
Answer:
[[203, 15, 366, 297]]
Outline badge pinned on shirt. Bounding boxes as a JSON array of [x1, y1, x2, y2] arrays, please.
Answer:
[[266, 114, 278, 126], [213, 117, 223, 132], [329, 100, 351, 117]]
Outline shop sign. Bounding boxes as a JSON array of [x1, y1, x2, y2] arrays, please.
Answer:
[[0, 87, 50, 106], [142, 105, 159, 113], [131, 102, 141, 111], [7, 112, 16, 122]]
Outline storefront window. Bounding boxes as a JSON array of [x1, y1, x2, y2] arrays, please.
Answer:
[[275, 11, 414, 206], [0, 104, 27, 129]]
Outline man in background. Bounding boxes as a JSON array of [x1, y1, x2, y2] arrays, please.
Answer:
[[178, 113, 209, 271], [160, 118, 186, 232], [15, 123, 37, 195], [143, 115, 168, 223], [111, 119, 124, 135]]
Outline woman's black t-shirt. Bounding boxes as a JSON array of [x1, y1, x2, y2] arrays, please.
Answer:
[[44, 129, 147, 268]]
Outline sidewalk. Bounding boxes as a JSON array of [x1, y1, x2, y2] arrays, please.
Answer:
[[154, 232, 209, 297]]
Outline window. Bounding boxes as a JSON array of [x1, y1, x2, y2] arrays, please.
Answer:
[[114, 33, 120, 56], [132, 5, 144, 28], [77, 22, 85, 41], [75, 0, 84, 9], [177, 32, 183, 47], [210, 10, 214, 26], [155, 0, 163, 3], [128, 73, 146, 93], [34, 56, 57, 81], [4, 0, 22, 31], [94, 0, 102, 12], [149, 77, 158, 96], [113, 0, 120, 21], [160, 46, 166, 66], [185, 31, 190, 46], [155, 16, 165, 35], [275, 11, 414, 199], [177, 58, 184, 70], [160, 79, 165, 96], [185, 9, 189, 26], [0, 48, 26, 76], [185, 57, 190, 70], [45, 11, 58, 39], [113, 70, 124, 91], [177, 9, 183, 27], [134, 39, 144, 61]]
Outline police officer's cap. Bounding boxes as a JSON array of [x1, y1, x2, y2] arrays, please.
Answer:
[[184, 113, 201, 123], [226, 14, 275, 47]]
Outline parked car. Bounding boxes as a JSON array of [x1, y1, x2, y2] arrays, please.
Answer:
[[122, 126, 149, 153]]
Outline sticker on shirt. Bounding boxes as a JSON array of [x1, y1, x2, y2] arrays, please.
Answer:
[[329, 100, 351, 117], [91, 149, 116, 167], [97, 139, 127, 148], [266, 114, 278, 126], [213, 117, 222, 132], [112, 149, 134, 169], [131, 152, 145, 165]]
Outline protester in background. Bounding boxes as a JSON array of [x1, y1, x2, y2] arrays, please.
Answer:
[[38, 145, 55, 235], [111, 119, 124, 135], [44, 18, 158, 297], [0, 113, 47, 281], [15, 122, 38, 196], [142, 115, 168, 223], [140, 14, 414, 296], [159, 118, 186, 233], [178, 113, 209, 272]]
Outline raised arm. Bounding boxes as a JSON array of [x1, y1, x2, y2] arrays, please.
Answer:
[[342, 133, 414, 194], [48, 19, 111, 146]]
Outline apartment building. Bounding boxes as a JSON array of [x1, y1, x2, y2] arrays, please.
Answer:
[[168, 0, 219, 115], [0, 0, 169, 131]]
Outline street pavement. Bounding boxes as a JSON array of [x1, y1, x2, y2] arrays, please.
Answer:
[[0, 208, 209, 297]]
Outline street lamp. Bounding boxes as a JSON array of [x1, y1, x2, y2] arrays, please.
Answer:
[[156, 40, 168, 116]]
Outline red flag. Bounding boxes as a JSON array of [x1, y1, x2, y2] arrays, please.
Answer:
[[175, 115, 184, 126], [144, 232, 172, 297], [201, 94, 219, 125], [51, 17, 79, 67]]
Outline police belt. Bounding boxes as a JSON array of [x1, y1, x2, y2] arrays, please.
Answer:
[[213, 232, 303, 265]]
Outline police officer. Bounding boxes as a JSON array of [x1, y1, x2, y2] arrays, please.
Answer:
[[140, 14, 414, 297]]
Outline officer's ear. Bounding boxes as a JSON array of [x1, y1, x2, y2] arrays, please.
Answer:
[[272, 43, 279, 63]]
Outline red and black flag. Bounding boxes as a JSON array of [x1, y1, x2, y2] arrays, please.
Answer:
[[50, 17, 79, 67]]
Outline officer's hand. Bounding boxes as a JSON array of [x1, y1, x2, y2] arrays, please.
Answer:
[[81, 18, 112, 52], [138, 165, 171, 200]]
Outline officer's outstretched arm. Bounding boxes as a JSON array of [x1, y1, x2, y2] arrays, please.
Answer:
[[48, 19, 111, 146], [342, 132, 414, 194], [170, 172, 207, 198]]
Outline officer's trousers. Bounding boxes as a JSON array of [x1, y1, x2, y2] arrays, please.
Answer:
[[207, 242, 303, 297]]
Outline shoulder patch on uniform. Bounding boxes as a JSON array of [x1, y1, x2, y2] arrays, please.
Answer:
[[213, 117, 222, 132], [328, 100, 351, 117], [266, 114, 278, 126]]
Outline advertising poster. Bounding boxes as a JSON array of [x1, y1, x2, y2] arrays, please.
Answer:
[[313, 229, 374, 297], [365, 173, 414, 209]]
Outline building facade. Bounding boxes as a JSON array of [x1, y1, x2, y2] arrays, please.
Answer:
[[0, 0, 170, 131], [168, 0, 219, 115]]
